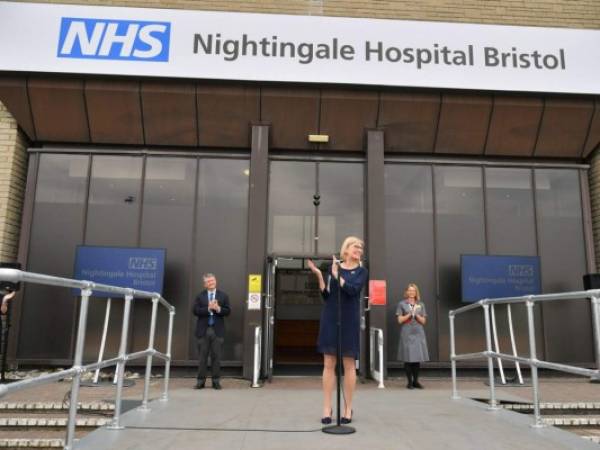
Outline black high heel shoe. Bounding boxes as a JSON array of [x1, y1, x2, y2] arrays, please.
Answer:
[[321, 409, 333, 425], [341, 410, 353, 424]]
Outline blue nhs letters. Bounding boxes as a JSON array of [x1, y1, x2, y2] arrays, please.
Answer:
[[57, 18, 170, 61]]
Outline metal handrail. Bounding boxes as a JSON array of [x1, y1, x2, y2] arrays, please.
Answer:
[[369, 327, 385, 388], [0, 269, 175, 450], [449, 290, 600, 427]]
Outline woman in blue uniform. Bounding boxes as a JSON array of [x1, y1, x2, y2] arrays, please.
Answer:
[[307, 236, 368, 425]]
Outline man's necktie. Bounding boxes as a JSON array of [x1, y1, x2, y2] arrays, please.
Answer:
[[208, 292, 215, 326]]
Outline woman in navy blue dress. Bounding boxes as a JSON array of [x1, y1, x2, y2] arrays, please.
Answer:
[[307, 236, 367, 425]]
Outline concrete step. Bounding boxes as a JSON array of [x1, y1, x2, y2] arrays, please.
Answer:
[[542, 416, 600, 426], [0, 438, 65, 449], [0, 402, 114, 413], [0, 417, 110, 430], [503, 401, 600, 414]]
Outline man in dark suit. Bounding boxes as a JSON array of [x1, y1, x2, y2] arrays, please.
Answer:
[[193, 273, 231, 390]]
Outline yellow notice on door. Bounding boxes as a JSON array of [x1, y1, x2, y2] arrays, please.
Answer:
[[248, 274, 262, 294]]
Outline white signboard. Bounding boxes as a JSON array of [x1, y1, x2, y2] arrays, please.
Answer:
[[248, 293, 261, 311], [1, 1, 599, 94]]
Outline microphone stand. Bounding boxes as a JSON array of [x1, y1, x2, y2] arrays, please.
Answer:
[[323, 259, 356, 435]]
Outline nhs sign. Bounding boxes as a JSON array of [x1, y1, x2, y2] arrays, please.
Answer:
[[57, 18, 170, 62]]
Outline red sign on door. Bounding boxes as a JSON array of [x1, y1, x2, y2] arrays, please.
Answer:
[[369, 280, 387, 306]]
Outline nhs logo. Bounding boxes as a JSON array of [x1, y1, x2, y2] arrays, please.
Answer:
[[128, 257, 158, 270], [57, 17, 170, 62]]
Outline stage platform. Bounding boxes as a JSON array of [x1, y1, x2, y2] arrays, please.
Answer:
[[75, 379, 597, 450]]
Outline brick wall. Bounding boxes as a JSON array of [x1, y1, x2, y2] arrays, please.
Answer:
[[0, 102, 28, 263], [10, 0, 600, 28], [589, 150, 600, 269]]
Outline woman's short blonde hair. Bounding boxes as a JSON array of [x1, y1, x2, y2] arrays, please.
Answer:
[[404, 283, 421, 301], [340, 236, 364, 262]]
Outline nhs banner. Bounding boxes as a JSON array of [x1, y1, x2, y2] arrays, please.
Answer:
[[1, 2, 600, 94], [58, 18, 170, 61], [74, 246, 166, 297], [461, 255, 541, 304]]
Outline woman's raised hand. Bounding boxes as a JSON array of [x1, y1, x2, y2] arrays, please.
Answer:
[[307, 259, 320, 274]]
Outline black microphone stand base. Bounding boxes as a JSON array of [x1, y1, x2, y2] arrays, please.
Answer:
[[322, 424, 356, 435]]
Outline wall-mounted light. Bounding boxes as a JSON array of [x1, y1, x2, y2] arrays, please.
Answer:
[[308, 134, 329, 143]]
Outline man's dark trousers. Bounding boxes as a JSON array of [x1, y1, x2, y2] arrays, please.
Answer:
[[197, 327, 223, 382]]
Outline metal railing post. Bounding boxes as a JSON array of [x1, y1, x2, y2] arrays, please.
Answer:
[[491, 304, 506, 384], [526, 299, 544, 427], [93, 298, 111, 384], [591, 296, 600, 379], [377, 329, 385, 389], [108, 293, 133, 430], [450, 313, 459, 400], [252, 326, 261, 388], [64, 287, 92, 450], [506, 304, 524, 384], [161, 309, 175, 401], [140, 296, 159, 410], [483, 303, 498, 410], [369, 328, 374, 377]]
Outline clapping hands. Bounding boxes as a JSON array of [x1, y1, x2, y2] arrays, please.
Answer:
[[331, 255, 339, 280], [208, 299, 220, 313], [307, 259, 321, 275]]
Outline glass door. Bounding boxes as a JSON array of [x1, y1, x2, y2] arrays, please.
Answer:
[[266, 159, 366, 377]]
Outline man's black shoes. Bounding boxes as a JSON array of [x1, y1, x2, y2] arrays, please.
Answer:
[[194, 380, 222, 390]]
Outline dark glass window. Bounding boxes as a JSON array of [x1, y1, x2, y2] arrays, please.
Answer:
[[435, 166, 486, 360], [19, 154, 89, 359], [83, 155, 143, 359], [268, 161, 316, 255], [384, 164, 436, 361], [485, 168, 536, 256], [133, 157, 197, 360], [85, 156, 143, 245], [484, 168, 540, 360], [318, 162, 364, 255], [268, 161, 364, 256], [192, 158, 249, 362], [20, 153, 593, 368], [535, 169, 591, 363]]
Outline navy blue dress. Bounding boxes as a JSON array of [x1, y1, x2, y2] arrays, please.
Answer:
[[317, 265, 368, 359]]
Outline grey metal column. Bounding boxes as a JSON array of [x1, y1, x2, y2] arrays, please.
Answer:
[[366, 130, 387, 379], [242, 125, 270, 379]]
